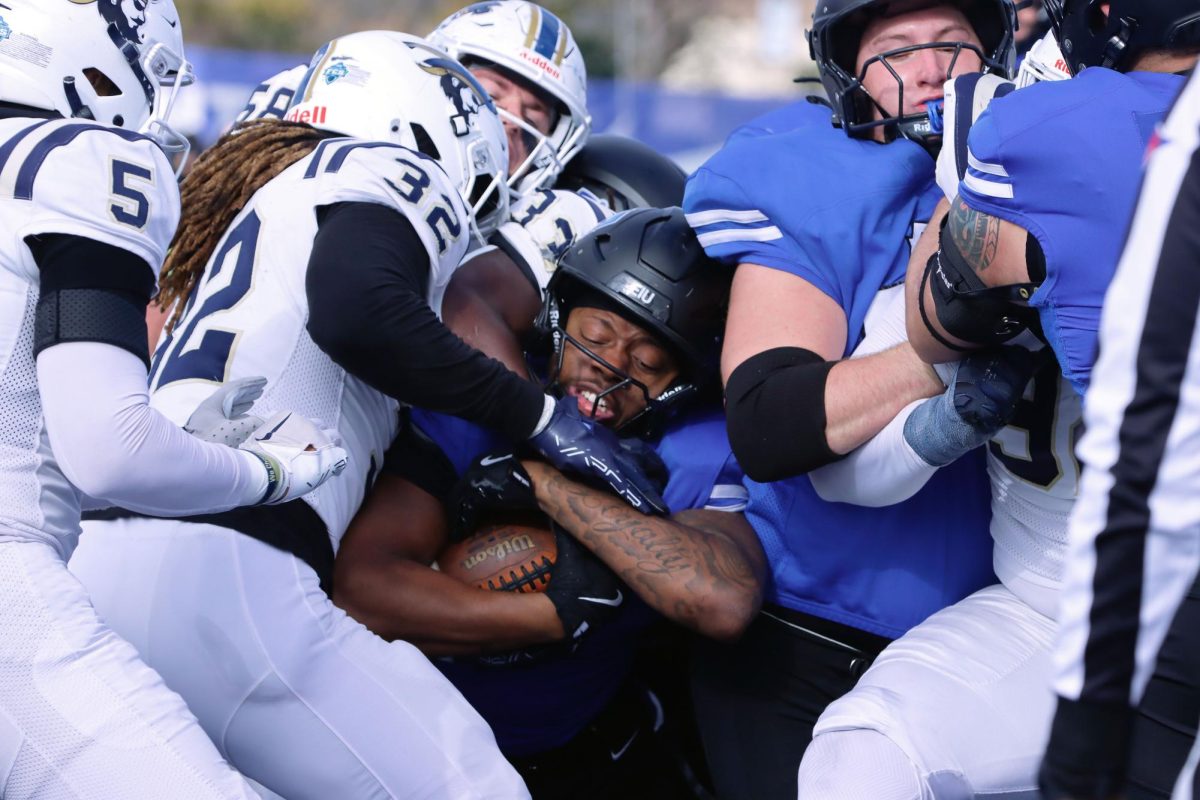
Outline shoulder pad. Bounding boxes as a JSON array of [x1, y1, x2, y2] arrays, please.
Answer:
[[1, 119, 179, 273]]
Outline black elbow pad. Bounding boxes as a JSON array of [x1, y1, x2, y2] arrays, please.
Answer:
[[725, 347, 840, 482], [920, 219, 1043, 351]]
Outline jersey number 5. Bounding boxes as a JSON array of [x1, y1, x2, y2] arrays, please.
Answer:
[[109, 159, 153, 229]]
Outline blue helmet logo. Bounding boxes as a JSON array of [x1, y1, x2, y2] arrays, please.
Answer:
[[322, 62, 349, 85], [417, 55, 497, 137]]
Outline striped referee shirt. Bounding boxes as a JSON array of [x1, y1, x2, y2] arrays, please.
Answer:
[[1041, 68, 1200, 796]]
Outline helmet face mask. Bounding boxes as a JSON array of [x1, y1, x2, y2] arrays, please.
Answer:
[[1042, 0, 1200, 74], [429, 1, 591, 193], [851, 39, 991, 141], [547, 319, 662, 432], [0, 0, 194, 171], [808, 0, 1017, 149], [287, 32, 510, 242]]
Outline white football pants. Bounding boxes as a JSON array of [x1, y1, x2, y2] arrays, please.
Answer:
[[797, 584, 1056, 799], [70, 518, 530, 800], [0, 539, 259, 800]]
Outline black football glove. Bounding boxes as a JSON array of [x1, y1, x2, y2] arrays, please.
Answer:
[[545, 523, 624, 643], [529, 396, 668, 515], [446, 452, 538, 543]]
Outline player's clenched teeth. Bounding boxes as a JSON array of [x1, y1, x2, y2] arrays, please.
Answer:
[[568, 386, 616, 422]]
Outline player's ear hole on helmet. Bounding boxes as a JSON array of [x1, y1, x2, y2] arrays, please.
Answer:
[[409, 123, 441, 160], [84, 68, 121, 98]]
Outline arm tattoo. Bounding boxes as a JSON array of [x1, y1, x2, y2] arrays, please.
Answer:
[[533, 467, 762, 631], [949, 196, 1001, 273]]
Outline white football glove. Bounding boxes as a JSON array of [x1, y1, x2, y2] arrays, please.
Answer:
[[240, 411, 348, 505], [185, 376, 268, 447], [935, 72, 1016, 202]]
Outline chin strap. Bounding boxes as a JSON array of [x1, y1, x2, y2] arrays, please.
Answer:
[[62, 76, 95, 120]]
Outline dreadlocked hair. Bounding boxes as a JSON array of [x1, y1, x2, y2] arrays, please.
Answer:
[[158, 119, 342, 332]]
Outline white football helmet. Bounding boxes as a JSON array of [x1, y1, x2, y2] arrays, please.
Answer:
[[429, 1, 590, 193], [0, 0, 193, 169], [287, 31, 510, 242], [1015, 30, 1072, 88]]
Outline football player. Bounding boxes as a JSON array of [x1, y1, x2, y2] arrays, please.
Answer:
[[69, 30, 662, 799], [0, 2, 345, 798], [678, 1, 1015, 795], [334, 207, 765, 798]]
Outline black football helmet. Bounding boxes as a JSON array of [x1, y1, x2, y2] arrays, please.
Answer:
[[1043, 0, 1200, 74], [808, 0, 1017, 147], [555, 134, 686, 211], [537, 207, 732, 433]]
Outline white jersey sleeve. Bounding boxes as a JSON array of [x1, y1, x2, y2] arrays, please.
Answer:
[[492, 188, 613, 294], [304, 142, 471, 308], [4, 119, 179, 276], [809, 287, 941, 505], [233, 64, 308, 124]]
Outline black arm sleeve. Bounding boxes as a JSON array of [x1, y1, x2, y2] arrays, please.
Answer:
[[28, 233, 155, 367], [724, 346, 841, 482], [305, 202, 546, 441]]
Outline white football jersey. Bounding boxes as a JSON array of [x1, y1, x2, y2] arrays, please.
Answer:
[[0, 117, 179, 556], [148, 138, 471, 549], [485, 187, 612, 298], [988, 363, 1082, 617], [233, 64, 308, 124]]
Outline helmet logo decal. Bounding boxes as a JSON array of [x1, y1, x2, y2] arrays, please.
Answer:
[[323, 61, 349, 84], [612, 273, 657, 307], [68, 0, 151, 43], [418, 55, 495, 136], [102, 0, 149, 44]]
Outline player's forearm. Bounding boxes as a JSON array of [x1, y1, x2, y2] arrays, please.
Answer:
[[38, 342, 266, 513], [334, 559, 562, 654], [525, 462, 764, 641], [824, 344, 942, 455]]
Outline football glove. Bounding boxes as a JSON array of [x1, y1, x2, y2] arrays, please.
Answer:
[[904, 346, 1040, 466], [545, 523, 624, 643], [936, 72, 1016, 202], [239, 411, 348, 505], [529, 396, 668, 515], [447, 452, 539, 543], [185, 376, 268, 447]]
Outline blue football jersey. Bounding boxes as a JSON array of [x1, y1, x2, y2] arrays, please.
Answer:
[[684, 111, 995, 639], [685, 102, 940, 355], [415, 407, 745, 755], [960, 68, 1184, 394], [724, 97, 832, 143]]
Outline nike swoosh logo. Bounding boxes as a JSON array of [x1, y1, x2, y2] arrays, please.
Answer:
[[579, 589, 623, 607], [611, 731, 638, 761], [166, 17, 178, 27], [258, 413, 291, 442], [479, 454, 513, 467]]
